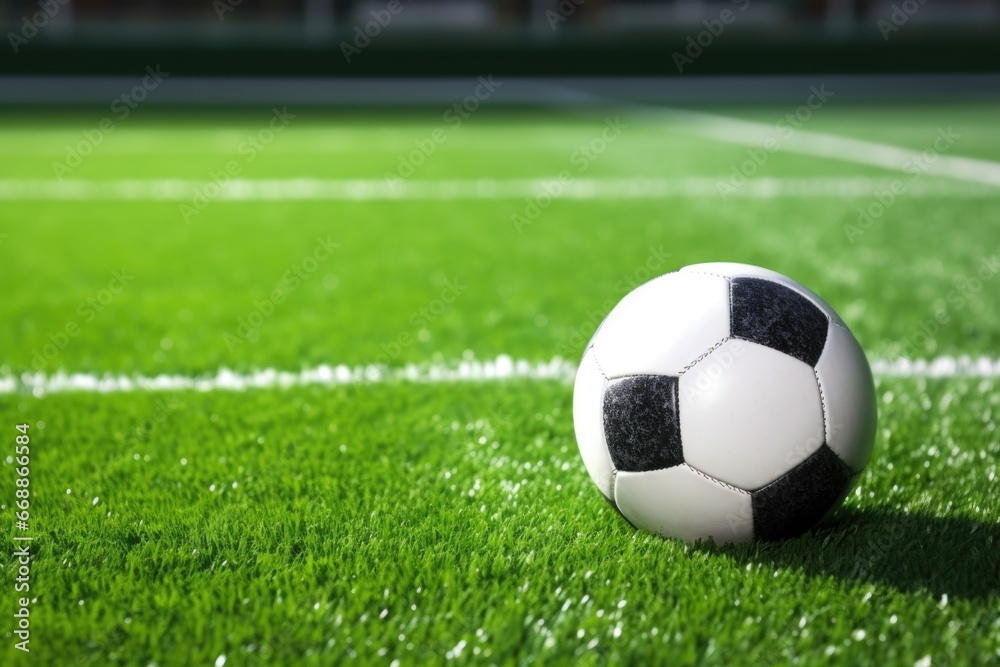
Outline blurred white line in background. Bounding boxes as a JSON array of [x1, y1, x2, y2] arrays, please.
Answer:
[[639, 107, 1000, 188], [0, 177, 995, 201]]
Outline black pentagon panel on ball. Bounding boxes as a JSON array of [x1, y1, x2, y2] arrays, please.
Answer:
[[730, 277, 829, 367], [603, 375, 683, 473], [751, 444, 853, 541]]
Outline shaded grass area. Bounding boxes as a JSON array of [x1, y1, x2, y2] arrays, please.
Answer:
[[1, 375, 996, 665]]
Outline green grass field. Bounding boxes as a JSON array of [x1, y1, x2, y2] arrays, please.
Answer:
[[1, 101, 999, 666]]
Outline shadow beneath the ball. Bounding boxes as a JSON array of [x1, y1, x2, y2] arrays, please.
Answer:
[[705, 508, 1000, 600]]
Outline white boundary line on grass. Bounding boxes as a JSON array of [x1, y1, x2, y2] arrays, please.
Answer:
[[645, 107, 1000, 188], [0, 177, 996, 201], [546, 87, 1000, 187], [1, 355, 998, 397]]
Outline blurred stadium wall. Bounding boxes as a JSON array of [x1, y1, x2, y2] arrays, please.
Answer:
[[2, 0, 999, 103]]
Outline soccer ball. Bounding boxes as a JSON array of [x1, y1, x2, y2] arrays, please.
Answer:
[[573, 262, 876, 543]]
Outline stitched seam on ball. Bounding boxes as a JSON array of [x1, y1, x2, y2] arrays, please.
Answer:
[[677, 337, 730, 377], [642, 269, 680, 288], [619, 270, 682, 301], [682, 463, 751, 496], [814, 368, 830, 444], [830, 319, 850, 333], [683, 270, 732, 282], [591, 350, 609, 380]]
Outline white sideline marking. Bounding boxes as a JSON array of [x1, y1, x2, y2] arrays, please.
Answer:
[[4, 357, 576, 397], [622, 104, 1000, 188], [869, 356, 1000, 379], [547, 88, 1000, 187], [667, 110, 1000, 187], [0, 177, 995, 201], [2, 355, 998, 397]]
